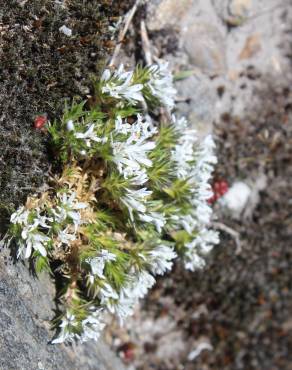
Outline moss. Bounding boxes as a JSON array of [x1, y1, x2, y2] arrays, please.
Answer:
[[0, 0, 134, 226]]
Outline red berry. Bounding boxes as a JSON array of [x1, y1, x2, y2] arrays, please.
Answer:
[[209, 179, 229, 203], [124, 347, 135, 361], [214, 182, 221, 192], [34, 115, 47, 129], [119, 342, 135, 362], [218, 180, 229, 195]]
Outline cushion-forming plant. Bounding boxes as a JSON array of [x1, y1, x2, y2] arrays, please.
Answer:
[[7, 61, 219, 343]]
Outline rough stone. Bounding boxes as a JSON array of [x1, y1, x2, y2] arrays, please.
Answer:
[[212, 0, 253, 26], [146, 0, 193, 31], [229, 0, 253, 18], [0, 245, 125, 370], [175, 72, 216, 137], [181, 23, 227, 76]]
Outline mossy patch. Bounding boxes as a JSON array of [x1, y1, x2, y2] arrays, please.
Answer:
[[0, 0, 134, 229]]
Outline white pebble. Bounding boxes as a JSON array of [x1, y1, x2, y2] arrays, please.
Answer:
[[221, 182, 251, 216], [59, 25, 72, 37]]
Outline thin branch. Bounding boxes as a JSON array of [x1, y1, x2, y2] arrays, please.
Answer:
[[109, 0, 142, 67], [140, 20, 153, 65], [211, 221, 242, 255]]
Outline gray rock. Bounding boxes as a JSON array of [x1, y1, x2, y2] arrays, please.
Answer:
[[212, 0, 253, 26], [175, 72, 217, 137], [181, 23, 227, 76], [0, 246, 125, 370], [146, 0, 194, 31]]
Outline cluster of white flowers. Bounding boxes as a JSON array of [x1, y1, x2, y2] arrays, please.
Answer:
[[101, 65, 144, 104], [146, 245, 177, 275], [112, 114, 157, 178], [9, 61, 219, 345], [105, 270, 156, 322], [171, 117, 219, 270], [10, 191, 88, 259], [100, 61, 176, 110], [147, 61, 177, 109], [74, 124, 108, 148], [52, 270, 155, 344], [10, 206, 51, 258], [86, 249, 117, 283], [52, 308, 106, 344]]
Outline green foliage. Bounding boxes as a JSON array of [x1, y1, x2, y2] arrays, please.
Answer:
[[8, 61, 218, 344]]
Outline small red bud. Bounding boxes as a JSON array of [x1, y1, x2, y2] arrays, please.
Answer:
[[119, 342, 135, 362], [209, 179, 229, 204], [34, 115, 47, 129], [214, 182, 221, 192], [218, 180, 229, 195]]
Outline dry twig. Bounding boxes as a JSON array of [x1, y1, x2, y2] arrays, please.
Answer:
[[140, 20, 152, 65], [109, 0, 142, 67], [211, 221, 242, 255]]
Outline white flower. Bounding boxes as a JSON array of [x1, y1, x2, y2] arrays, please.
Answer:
[[147, 61, 177, 109], [79, 308, 106, 343], [20, 231, 50, 259], [121, 188, 152, 221], [192, 201, 213, 225], [10, 206, 53, 259], [101, 65, 144, 104], [75, 124, 108, 147], [114, 114, 157, 141], [10, 206, 29, 225], [147, 245, 177, 275], [108, 270, 156, 322], [192, 135, 217, 181], [11, 207, 52, 229], [114, 115, 132, 134], [125, 270, 155, 299], [60, 192, 87, 211], [52, 312, 78, 344], [53, 192, 87, 229], [172, 132, 197, 179], [112, 140, 155, 174], [184, 229, 219, 271], [86, 249, 116, 282], [57, 228, 76, 246], [66, 119, 74, 131], [53, 309, 106, 344], [130, 169, 149, 186], [112, 115, 157, 179], [139, 212, 166, 233], [178, 214, 197, 235], [98, 282, 119, 306], [35, 210, 53, 229]]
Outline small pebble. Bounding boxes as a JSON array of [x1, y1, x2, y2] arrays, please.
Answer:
[[59, 25, 72, 37]]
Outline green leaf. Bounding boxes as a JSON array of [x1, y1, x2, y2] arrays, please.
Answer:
[[35, 255, 51, 274], [174, 70, 196, 81]]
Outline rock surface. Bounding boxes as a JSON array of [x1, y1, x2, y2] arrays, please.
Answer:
[[145, 0, 287, 133], [0, 245, 125, 370]]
